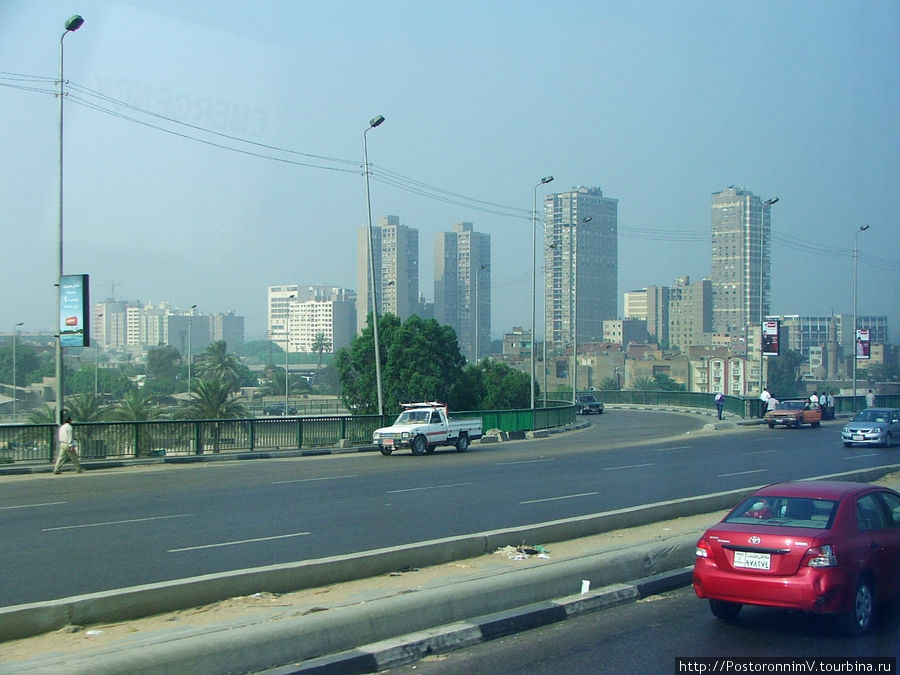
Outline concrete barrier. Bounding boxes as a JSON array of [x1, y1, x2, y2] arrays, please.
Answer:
[[1, 463, 896, 643]]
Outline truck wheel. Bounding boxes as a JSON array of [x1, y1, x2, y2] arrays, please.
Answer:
[[456, 434, 469, 452], [411, 435, 428, 456], [379, 446, 393, 456]]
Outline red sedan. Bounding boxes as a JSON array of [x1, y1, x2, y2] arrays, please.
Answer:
[[693, 480, 900, 635]]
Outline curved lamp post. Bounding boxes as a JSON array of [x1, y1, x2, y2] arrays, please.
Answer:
[[571, 216, 591, 404], [13, 322, 23, 421], [531, 176, 553, 410], [851, 224, 870, 406], [473, 264, 488, 363], [285, 294, 295, 414], [757, 197, 778, 397], [364, 115, 386, 415], [187, 304, 197, 393], [55, 14, 84, 425]]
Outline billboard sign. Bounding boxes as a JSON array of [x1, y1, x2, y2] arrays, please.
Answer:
[[762, 320, 780, 357], [855, 328, 870, 360], [60, 274, 90, 347]]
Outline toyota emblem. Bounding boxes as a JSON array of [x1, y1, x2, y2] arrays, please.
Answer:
[[748, 536, 761, 544]]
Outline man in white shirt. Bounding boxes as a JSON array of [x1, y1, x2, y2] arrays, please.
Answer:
[[759, 388, 771, 418], [866, 390, 876, 408], [53, 415, 83, 474]]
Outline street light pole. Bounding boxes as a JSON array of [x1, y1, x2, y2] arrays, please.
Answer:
[[757, 197, 778, 397], [474, 264, 488, 363], [852, 224, 870, 406], [531, 176, 553, 410], [571, 216, 591, 404], [13, 322, 23, 421], [187, 304, 197, 393], [55, 14, 84, 426], [94, 313, 102, 399], [364, 114, 386, 416], [285, 294, 295, 415]]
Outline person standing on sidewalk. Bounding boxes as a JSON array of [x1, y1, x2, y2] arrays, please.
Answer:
[[759, 387, 771, 418], [866, 389, 876, 408], [714, 392, 725, 420], [54, 415, 83, 474]]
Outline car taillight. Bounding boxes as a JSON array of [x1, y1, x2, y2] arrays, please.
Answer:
[[695, 536, 712, 559], [806, 544, 837, 568]]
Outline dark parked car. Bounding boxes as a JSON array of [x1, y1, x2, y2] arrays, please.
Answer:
[[693, 480, 900, 635], [575, 394, 604, 415], [841, 408, 900, 448], [263, 403, 298, 416]]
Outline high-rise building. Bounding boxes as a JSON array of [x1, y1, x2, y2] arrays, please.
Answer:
[[211, 311, 245, 349], [667, 276, 713, 351], [543, 186, 618, 354], [434, 222, 491, 362], [623, 286, 669, 344], [356, 215, 419, 333], [710, 187, 775, 335], [268, 285, 355, 353]]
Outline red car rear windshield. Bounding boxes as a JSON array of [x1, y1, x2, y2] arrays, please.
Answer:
[[724, 495, 838, 529]]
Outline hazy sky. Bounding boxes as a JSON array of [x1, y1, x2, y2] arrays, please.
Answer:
[[1, 1, 898, 342]]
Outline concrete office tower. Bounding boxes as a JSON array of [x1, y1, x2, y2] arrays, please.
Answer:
[[356, 216, 419, 333], [710, 187, 775, 335], [267, 285, 300, 351], [624, 286, 669, 345], [666, 276, 713, 351], [435, 222, 491, 363], [543, 186, 618, 354]]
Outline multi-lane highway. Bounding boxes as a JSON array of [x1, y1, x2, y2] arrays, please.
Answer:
[[1, 410, 895, 608]]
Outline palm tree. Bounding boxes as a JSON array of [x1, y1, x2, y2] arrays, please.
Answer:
[[181, 378, 246, 453], [311, 333, 331, 387], [106, 390, 167, 422], [257, 366, 309, 399], [64, 393, 106, 423], [193, 341, 243, 393], [631, 376, 658, 391]]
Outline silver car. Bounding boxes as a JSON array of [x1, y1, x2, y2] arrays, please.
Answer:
[[841, 408, 900, 447]]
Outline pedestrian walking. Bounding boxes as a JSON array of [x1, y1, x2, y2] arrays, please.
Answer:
[[759, 387, 771, 418], [865, 389, 876, 409], [53, 415, 83, 474], [714, 392, 725, 420]]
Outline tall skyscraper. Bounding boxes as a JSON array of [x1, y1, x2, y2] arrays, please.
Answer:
[[710, 187, 775, 335], [356, 215, 419, 333], [543, 186, 618, 354], [268, 285, 355, 353], [434, 222, 491, 362]]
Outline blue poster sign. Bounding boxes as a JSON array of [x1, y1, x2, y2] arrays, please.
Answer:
[[60, 274, 90, 347]]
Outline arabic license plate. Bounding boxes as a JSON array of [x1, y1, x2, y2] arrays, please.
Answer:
[[384, 438, 393, 446], [852, 434, 864, 441], [733, 550, 771, 570]]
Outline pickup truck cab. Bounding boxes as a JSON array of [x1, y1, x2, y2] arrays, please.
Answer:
[[373, 402, 483, 456]]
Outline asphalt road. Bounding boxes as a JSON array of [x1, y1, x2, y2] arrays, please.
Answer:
[[385, 585, 900, 673], [1, 411, 896, 608]]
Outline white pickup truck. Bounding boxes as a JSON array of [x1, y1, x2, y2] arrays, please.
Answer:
[[372, 402, 483, 456]]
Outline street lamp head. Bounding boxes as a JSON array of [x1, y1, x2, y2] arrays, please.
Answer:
[[859, 224, 870, 232], [541, 176, 554, 185], [65, 15, 85, 32], [16, 322, 24, 327], [580, 216, 592, 223], [369, 115, 385, 129], [763, 197, 779, 206]]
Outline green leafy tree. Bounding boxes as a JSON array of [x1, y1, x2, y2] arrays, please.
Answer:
[[29, 406, 57, 424], [597, 376, 620, 391], [765, 349, 804, 399], [256, 366, 310, 398], [653, 372, 686, 391], [193, 341, 244, 393], [452, 360, 531, 410], [65, 393, 105, 424], [67, 364, 135, 399], [337, 314, 467, 414], [0, 340, 41, 387], [144, 345, 182, 396]]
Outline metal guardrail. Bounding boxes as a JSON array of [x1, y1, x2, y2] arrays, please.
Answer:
[[2, 392, 896, 464]]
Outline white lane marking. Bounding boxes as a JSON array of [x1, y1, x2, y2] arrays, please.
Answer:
[[521, 491, 599, 505], [1, 501, 67, 510], [604, 463, 656, 471], [843, 453, 878, 460], [653, 446, 690, 452], [717, 469, 768, 477], [168, 531, 310, 553], [497, 459, 554, 465], [387, 482, 472, 494], [42, 513, 192, 532], [743, 449, 779, 455], [273, 474, 360, 484]]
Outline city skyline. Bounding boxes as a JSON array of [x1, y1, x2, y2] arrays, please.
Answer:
[[1, 2, 897, 342]]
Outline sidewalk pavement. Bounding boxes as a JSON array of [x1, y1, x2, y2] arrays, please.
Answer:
[[2, 468, 897, 675]]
